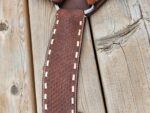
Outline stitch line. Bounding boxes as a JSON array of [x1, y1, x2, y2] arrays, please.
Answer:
[[78, 29, 81, 36], [72, 74, 75, 81], [53, 29, 56, 34], [73, 63, 77, 69], [72, 86, 75, 92], [43, 16, 60, 113], [45, 72, 48, 77], [44, 104, 48, 110], [76, 41, 80, 47], [71, 109, 74, 113], [44, 83, 47, 89], [44, 94, 47, 99], [56, 20, 59, 24], [71, 97, 74, 104], [48, 49, 51, 55], [75, 52, 78, 58], [79, 21, 82, 26], [51, 39, 54, 45], [70, 20, 84, 113], [46, 60, 50, 66]]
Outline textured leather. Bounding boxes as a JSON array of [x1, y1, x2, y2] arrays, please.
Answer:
[[42, 9, 86, 113]]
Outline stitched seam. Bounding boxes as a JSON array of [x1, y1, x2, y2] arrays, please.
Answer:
[[42, 18, 59, 112], [74, 16, 86, 113], [71, 18, 85, 113]]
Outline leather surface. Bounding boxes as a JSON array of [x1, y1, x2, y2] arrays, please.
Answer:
[[52, 0, 65, 4], [42, 9, 86, 113], [61, 0, 89, 10]]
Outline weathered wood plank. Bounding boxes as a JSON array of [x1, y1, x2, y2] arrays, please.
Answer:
[[78, 22, 106, 113], [91, 0, 150, 113], [0, 0, 36, 113], [139, 0, 150, 19], [28, 0, 106, 113], [28, 1, 55, 112]]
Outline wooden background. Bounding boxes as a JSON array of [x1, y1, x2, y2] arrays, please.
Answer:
[[0, 0, 150, 113]]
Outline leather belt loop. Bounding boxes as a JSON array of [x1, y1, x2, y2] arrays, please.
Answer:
[[42, 9, 86, 113]]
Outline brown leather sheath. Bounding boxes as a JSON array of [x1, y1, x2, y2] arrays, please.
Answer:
[[42, 9, 86, 113]]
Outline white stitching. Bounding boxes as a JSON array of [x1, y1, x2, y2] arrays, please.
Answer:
[[46, 60, 50, 66], [51, 39, 54, 45], [76, 41, 80, 47], [56, 20, 59, 24], [72, 74, 75, 81], [71, 97, 74, 104], [78, 29, 81, 36], [44, 94, 47, 99], [73, 63, 77, 69], [71, 109, 74, 113], [72, 86, 75, 92], [75, 52, 78, 58], [44, 83, 47, 89], [70, 20, 83, 112], [45, 72, 48, 77], [79, 21, 82, 26], [48, 49, 51, 55], [53, 29, 56, 34], [43, 17, 60, 113], [44, 104, 48, 110]]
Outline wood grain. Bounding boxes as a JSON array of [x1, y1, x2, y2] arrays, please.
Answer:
[[91, 0, 150, 113], [1, 0, 150, 112], [28, 0, 106, 113], [0, 0, 36, 113], [78, 22, 106, 113]]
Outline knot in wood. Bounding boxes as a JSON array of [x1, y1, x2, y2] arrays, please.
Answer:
[[11, 84, 19, 96], [0, 20, 9, 31]]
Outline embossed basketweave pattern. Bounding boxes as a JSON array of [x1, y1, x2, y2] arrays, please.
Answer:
[[42, 9, 86, 113]]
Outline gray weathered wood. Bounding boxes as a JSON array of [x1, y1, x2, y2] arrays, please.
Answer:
[[1, 0, 150, 112], [78, 22, 106, 113], [28, 0, 106, 113], [91, 0, 150, 113], [0, 0, 36, 113]]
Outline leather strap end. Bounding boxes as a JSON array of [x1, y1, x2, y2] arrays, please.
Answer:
[[86, 0, 96, 5]]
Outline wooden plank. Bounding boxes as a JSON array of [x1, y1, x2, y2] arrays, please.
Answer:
[[0, 0, 36, 113], [28, 0, 106, 113], [91, 0, 150, 113], [139, 0, 150, 19], [78, 22, 106, 113]]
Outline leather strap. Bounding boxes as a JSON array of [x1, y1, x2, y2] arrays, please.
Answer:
[[42, 9, 86, 113]]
